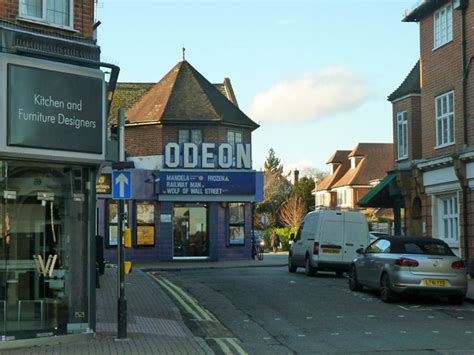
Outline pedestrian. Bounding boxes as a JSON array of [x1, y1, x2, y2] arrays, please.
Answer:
[[271, 232, 280, 253]]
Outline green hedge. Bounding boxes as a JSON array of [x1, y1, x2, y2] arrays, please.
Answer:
[[262, 227, 298, 251]]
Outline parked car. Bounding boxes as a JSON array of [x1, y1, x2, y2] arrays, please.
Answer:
[[369, 231, 389, 243], [348, 236, 468, 304], [289, 210, 369, 276]]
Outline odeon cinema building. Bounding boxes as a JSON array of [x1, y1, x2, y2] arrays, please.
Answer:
[[97, 60, 263, 262]]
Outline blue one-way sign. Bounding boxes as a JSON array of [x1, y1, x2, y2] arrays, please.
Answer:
[[112, 171, 132, 200]]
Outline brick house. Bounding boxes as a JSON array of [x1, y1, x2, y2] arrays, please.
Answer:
[[97, 59, 263, 262], [386, 0, 474, 273], [314, 144, 393, 210], [1, 0, 116, 344]]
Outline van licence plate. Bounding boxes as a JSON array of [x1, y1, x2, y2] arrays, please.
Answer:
[[423, 279, 448, 287], [322, 248, 340, 254]]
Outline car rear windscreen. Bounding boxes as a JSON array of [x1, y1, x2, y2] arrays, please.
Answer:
[[399, 241, 454, 256]]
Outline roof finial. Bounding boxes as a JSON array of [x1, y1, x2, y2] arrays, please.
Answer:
[[182, 47, 186, 61]]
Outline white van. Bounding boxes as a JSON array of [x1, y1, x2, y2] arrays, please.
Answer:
[[288, 210, 369, 276]]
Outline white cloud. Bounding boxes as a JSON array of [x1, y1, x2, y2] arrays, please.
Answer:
[[248, 66, 369, 123]]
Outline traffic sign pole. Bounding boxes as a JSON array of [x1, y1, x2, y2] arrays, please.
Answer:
[[117, 108, 127, 340]]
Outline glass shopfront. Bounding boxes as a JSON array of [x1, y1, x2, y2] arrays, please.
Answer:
[[0, 160, 91, 339], [173, 204, 208, 258]]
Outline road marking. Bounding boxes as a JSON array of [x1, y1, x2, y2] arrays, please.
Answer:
[[365, 332, 372, 335], [148, 273, 217, 322], [457, 317, 464, 319], [367, 315, 375, 318], [432, 331, 439, 334], [243, 319, 250, 322], [336, 316, 344, 319], [398, 315, 405, 318], [263, 337, 272, 340], [400, 331, 407, 334], [330, 333, 339, 336], [224, 337, 247, 355], [275, 318, 281, 321], [297, 334, 306, 337], [306, 317, 312, 320], [465, 331, 473, 334], [428, 316, 435, 319], [215, 338, 232, 355]]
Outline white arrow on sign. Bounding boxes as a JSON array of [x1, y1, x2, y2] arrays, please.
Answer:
[[115, 173, 129, 197]]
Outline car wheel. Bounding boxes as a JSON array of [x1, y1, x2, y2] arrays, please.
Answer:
[[448, 294, 465, 305], [305, 257, 315, 276], [288, 254, 297, 273], [348, 265, 363, 291], [380, 273, 397, 303]]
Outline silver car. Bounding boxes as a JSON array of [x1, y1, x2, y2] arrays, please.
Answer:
[[348, 237, 468, 304]]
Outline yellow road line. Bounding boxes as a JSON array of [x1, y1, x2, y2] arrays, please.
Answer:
[[225, 337, 247, 355], [214, 338, 233, 355], [148, 272, 203, 320], [149, 272, 217, 322]]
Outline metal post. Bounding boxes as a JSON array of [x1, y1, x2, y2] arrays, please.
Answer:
[[117, 108, 127, 339]]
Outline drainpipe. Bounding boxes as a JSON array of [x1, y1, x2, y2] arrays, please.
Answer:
[[459, 4, 471, 271]]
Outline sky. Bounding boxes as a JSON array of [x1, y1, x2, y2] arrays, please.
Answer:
[[96, 0, 420, 175]]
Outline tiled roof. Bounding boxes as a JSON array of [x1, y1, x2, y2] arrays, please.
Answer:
[[109, 83, 155, 125], [387, 61, 420, 102], [332, 143, 394, 188], [326, 150, 351, 164], [126, 61, 258, 129], [315, 150, 351, 192]]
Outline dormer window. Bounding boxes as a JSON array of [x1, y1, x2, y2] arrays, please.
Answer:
[[350, 157, 361, 170], [19, 0, 73, 29]]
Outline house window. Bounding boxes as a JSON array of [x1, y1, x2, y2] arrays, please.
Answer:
[[436, 194, 459, 248], [19, 0, 73, 28], [434, 3, 453, 49], [178, 129, 202, 144], [397, 111, 408, 160], [227, 130, 243, 145], [228, 203, 245, 245], [435, 91, 455, 147]]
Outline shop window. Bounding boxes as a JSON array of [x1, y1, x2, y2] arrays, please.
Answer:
[[19, 0, 73, 28], [107, 201, 128, 247], [179, 129, 202, 144], [136, 201, 155, 247], [228, 203, 245, 245], [227, 130, 243, 146]]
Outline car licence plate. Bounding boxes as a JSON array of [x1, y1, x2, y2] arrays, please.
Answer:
[[423, 279, 448, 287], [321, 248, 340, 254]]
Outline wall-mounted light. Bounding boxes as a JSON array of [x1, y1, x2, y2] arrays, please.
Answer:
[[220, 202, 228, 208]]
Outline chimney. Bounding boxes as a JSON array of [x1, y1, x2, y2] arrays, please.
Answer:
[[293, 169, 299, 184]]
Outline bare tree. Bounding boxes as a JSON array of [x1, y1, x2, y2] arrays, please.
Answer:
[[279, 195, 306, 228]]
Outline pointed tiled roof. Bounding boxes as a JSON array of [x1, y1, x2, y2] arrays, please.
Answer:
[[126, 61, 259, 130], [388, 61, 420, 102], [315, 150, 351, 192], [332, 143, 393, 188], [108, 83, 155, 125]]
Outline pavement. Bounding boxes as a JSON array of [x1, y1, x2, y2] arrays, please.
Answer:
[[2, 252, 473, 354]]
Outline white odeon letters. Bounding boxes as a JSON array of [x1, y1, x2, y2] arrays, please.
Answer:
[[164, 142, 251, 169]]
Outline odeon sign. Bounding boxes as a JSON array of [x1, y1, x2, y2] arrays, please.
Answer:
[[164, 142, 251, 169]]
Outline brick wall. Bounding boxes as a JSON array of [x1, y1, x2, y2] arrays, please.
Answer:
[[418, 5, 474, 158], [0, 0, 95, 39], [125, 123, 253, 157]]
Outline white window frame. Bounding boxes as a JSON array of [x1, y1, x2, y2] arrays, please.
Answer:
[[227, 130, 243, 146], [435, 91, 455, 148], [336, 188, 351, 207], [18, 0, 74, 30], [397, 111, 408, 160], [434, 193, 459, 250], [433, 2, 453, 49]]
